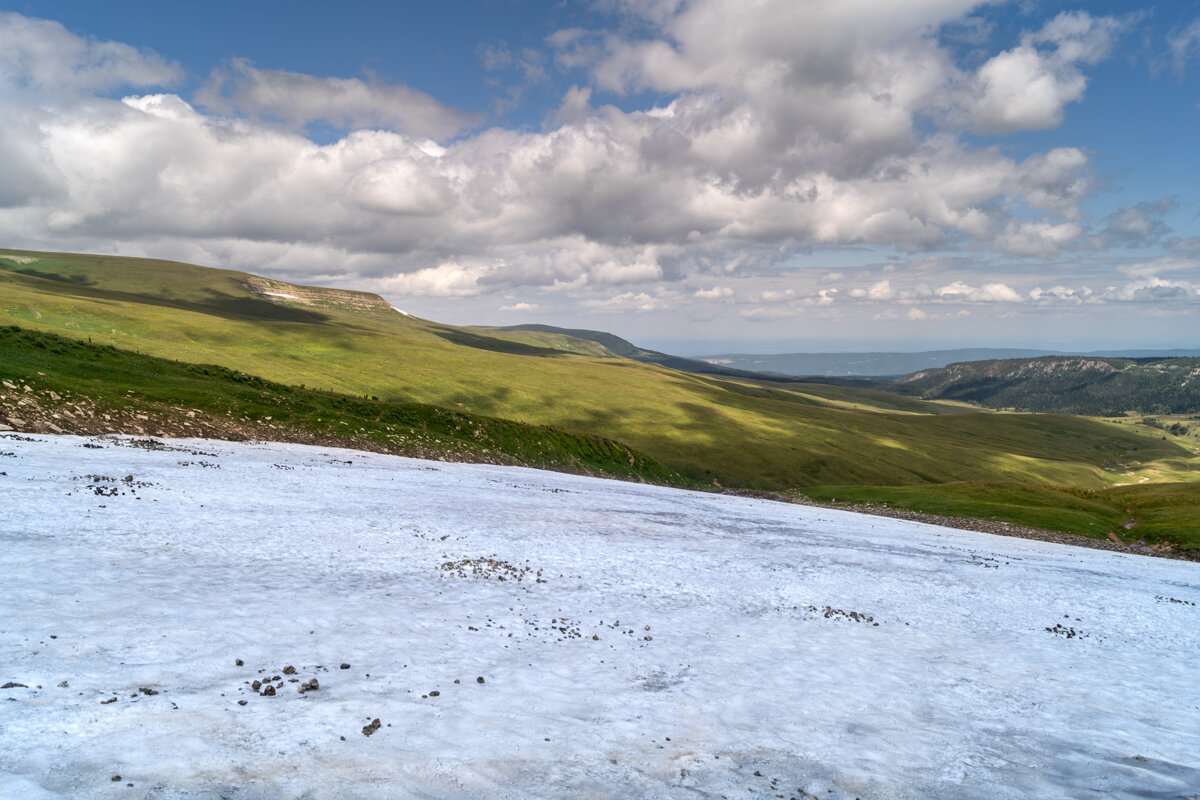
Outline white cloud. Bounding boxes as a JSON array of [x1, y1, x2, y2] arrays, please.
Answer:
[[907, 307, 929, 320], [500, 302, 539, 311], [1029, 285, 1092, 303], [1100, 201, 1174, 246], [196, 59, 480, 139], [994, 221, 1084, 258], [970, 12, 1125, 133], [1103, 276, 1198, 303], [813, 288, 838, 306], [584, 292, 665, 312], [935, 281, 1022, 302], [0, 11, 181, 94], [378, 262, 489, 297], [0, 6, 1149, 323], [869, 279, 894, 300], [1168, 18, 1200, 76]]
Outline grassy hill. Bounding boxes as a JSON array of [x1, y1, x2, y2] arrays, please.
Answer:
[[487, 323, 805, 382], [796, 481, 1200, 554], [3, 247, 1198, 550], [896, 356, 1200, 415], [0, 326, 678, 483]]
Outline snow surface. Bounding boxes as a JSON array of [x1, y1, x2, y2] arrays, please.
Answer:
[[1, 434, 1198, 799]]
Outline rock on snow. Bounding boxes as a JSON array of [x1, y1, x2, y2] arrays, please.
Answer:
[[1, 434, 1197, 799]]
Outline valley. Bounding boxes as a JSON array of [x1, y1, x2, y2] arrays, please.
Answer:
[[2, 248, 1198, 554]]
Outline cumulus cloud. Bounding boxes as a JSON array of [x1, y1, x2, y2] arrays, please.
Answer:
[[994, 221, 1084, 257], [0, 11, 181, 94], [0, 5, 1158, 325], [935, 281, 1023, 302], [196, 59, 480, 139], [1099, 200, 1175, 246], [970, 11, 1126, 133], [849, 279, 894, 301], [584, 292, 665, 312], [1104, 276, 1198, 303], [378, 261, 490, 297], [1030, 285, 1092, 303]]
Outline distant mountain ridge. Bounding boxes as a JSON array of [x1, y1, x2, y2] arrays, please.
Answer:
[[489, 324, 805, 383], [896, 356, 1200, 415], [695, 348, 1200, 377]]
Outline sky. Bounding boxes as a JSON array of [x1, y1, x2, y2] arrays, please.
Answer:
[[1, 1, 1199, 353]]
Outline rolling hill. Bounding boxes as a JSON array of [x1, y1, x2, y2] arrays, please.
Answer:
[[695, 349, 1200, 377], [3, 247, 1198, 550], [896, 356, 1200, 415]]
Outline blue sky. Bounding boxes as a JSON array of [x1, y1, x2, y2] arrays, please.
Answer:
[[1, 1, 1198, 352]]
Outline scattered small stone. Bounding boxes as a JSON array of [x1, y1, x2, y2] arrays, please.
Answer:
[[1, 682, 27, 689], [340, 663, 351, 670], [261, 685, 276, 696], [139, 687, 158, 696], [57, 680, 68, 688], [237, 699, 247, 706], [429, 690, 440, 697], [111, 775, 121, 782], [235, 659, 244, 666], [362, 718, 381, 737], [252, 680, 262, 690], [453, 679, 460, 684], [476, 676, 485, 684], [282, 665, 296, 675], [101, 696, 117, 704]]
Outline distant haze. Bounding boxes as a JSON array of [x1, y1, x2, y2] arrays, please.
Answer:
[[693, 349, 1200, 378]]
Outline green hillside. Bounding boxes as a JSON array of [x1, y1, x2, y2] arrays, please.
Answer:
[[797, 481, 1200, 554], [0, 326, 678, 483], [896, 356, 1200, 415], [3, 247, 1197, 550]]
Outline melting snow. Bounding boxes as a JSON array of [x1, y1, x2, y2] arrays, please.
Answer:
[[1, 434, 1197, 798]]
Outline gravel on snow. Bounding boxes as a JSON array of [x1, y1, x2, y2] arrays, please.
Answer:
[[1, 433, 1198, 799]]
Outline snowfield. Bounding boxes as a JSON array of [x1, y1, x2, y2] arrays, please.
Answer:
[[1, 435, 1198, 799]]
